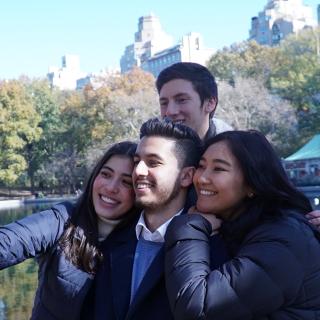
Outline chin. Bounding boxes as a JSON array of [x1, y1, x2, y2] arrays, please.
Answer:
[[196, 204, 214, 214]]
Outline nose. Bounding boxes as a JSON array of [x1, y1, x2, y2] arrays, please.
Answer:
[[134, 161, 148, 176], [164, 101, 179, 118], [197, 169, 211, 185], [105, 178, 120, 193]]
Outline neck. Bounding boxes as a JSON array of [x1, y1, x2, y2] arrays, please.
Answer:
[[198, 119, 210, 140], [143, 193, 186, 232], [97, 216, 122, 240]]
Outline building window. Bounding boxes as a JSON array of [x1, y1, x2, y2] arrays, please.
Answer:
[[195, 38, 200, 49], [272, 23, 281, 45]]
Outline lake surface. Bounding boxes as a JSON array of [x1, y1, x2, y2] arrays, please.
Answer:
[[0, 203, 62, 320]]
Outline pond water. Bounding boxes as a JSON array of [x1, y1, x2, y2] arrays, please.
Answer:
[[0, 203, 63, 320]]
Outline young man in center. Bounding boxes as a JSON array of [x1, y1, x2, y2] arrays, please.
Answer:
[[156, 62, 233, 142], [92, 118, 228, 320]]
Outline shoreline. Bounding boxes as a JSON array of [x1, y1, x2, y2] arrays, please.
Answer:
[[0, 196, 77, 210]]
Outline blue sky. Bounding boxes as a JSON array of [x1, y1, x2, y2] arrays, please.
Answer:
[[1, 0, 319, 79]]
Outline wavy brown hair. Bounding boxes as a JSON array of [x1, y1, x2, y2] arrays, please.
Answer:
[[59, 141, 138, 274]]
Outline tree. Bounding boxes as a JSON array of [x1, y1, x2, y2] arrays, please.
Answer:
[[99, 67, 156, 95], [22, 79, 62, 192], [103, 89, 159, 142], [0, 80, 41, 185], [207, 28, 320, 153], [207, 41, 278, 85], [84, 68, 158, 142], [269, 28, 320, 142], [270, 29, 320, 105], [84, 68, 158, 172], [0, 68, 159, 192], [215, 77, 298, 156], [50, 90, 94, 193]]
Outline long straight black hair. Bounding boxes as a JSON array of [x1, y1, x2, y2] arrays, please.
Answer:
[[60, 141, 138, 274], [203, 130, 312, 244], [204, 130, 311, 214]]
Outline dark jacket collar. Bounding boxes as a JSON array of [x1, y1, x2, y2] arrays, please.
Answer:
[[202, 119, 216, 143]]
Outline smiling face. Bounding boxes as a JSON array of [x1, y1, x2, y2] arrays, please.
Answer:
[[193, 141, 252, 220], [92, 155, 135, 221], [159, 79, 216, 139], [133, 136, 182, 212]]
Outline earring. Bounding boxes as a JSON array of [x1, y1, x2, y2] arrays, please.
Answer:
[[248, 192, 254, 198]]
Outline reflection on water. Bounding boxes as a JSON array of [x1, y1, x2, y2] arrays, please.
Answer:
[[0, 203, 61, 320], [0, 260, 38, 320]]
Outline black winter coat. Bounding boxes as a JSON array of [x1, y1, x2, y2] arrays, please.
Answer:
[[0, 202, 94, 320], [165, 212, 320, 320]]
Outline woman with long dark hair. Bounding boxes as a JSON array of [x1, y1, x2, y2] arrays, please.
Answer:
[[165, 130, 320, 320], [0, 141, 138, 320]]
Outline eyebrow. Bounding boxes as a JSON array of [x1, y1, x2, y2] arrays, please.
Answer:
[[102, 165, 132, 177], [102, 165, 114, 172], [212, 159, 231, 166], [200, 158, 231, 167], [173, 93, 190, 98], [134, 152, 164, 162], [159, 92, 190, 101]]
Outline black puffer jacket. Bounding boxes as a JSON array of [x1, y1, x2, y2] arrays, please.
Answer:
[[0, 202, 94, 320], [165, 212, 320, 320]]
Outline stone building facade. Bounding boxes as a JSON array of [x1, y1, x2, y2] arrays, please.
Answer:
[[249, 0, 317, 46]]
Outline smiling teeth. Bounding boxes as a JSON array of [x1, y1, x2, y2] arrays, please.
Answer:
[[199, 190, 217, 196], [136, 183, 151, 189], [101, 196, 118, 204]]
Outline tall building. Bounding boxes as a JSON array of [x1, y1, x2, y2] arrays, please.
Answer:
[[142, 32, 214, 78], [76, 67, 120, 90], [120, 15, 214, 77], [47, 54, 86, 90], [249, 0, 317, 46], [120, 14, 174, 73]]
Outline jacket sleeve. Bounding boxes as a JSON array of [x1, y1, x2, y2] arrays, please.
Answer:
[[165, 214, 305, 320], [0, 203, 71, 269]]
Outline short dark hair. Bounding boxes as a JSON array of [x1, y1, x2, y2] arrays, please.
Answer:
[[140, 118, 202, 168], [204, 130, 312, 216], [156, 62, 218, 117]]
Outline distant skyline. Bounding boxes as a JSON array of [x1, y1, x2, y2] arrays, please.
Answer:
[[1, 0, 319, 79]]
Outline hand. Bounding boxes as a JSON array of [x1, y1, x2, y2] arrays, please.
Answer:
[[306, 210, 320, 229], [188, 206, 222, 234]]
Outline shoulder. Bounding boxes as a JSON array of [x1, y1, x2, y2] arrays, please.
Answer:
[[52, 201, 75, 217], [243, 212, 319, 257], [235, 212, 320, 292], [32, 201, 75, 235], [247, 212, 310, 239], [22, 201, 75, 229], [211, 117, 233, 134]]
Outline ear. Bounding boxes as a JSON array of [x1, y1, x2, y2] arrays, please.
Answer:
[[180, 166, 195, 188], [246, 187, 255, 198], [204, 97, 217, 115]]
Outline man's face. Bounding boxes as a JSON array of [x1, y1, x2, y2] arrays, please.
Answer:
[[133, 136, 181, 211], [159, 79, 215, 139]]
